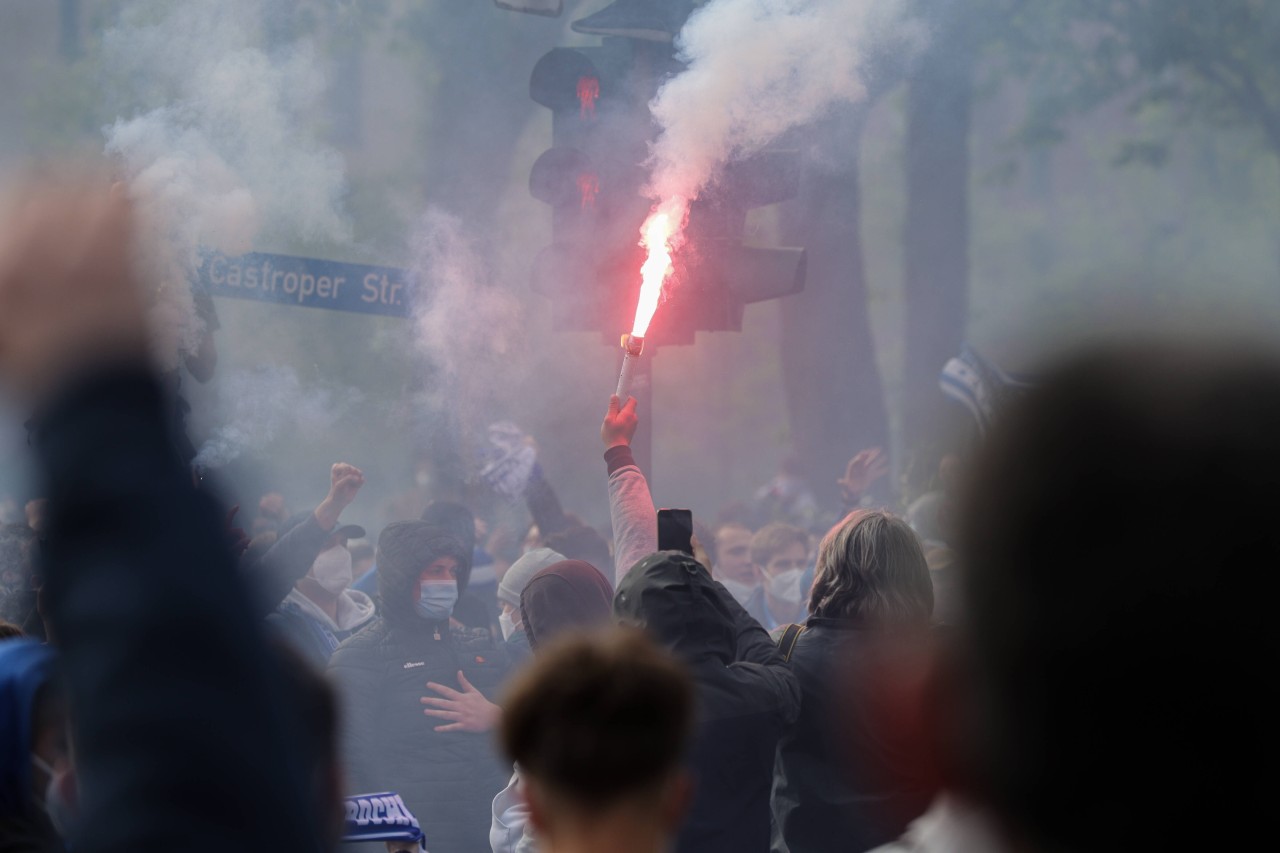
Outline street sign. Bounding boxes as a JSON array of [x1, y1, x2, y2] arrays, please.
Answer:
[[197, 250, 413, 318]]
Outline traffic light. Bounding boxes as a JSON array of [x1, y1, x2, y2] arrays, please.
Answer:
[[653, 149, 808, 343], [528, 5, 806, 340], [528, 37, 678, 332]]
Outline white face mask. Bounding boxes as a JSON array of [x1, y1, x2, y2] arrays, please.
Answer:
[[767, 568, 806, 607], [499, 609, 518, 641], [311, 546, 353, 594], [719, 577, 757, 607]]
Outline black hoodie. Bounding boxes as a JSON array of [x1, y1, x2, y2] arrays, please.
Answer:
[[615, 551, 801, 853]]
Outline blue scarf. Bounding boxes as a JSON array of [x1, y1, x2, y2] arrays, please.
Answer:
[[343, 791, 426, 850]]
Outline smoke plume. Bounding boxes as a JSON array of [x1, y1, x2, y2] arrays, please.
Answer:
[[408, 208, 525, 399], [646, 0, 920, 212], [102, 0, 349, 369], [192, 365, 361, 471]]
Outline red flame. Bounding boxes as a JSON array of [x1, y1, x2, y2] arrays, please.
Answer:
[[577, 172, 600, 210], [630, 198, 686, 338], [577, 76, 600, 120]]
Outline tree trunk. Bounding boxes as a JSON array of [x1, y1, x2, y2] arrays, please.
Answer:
[[779, 108, 889, 509], [901, 11, 976, 468]]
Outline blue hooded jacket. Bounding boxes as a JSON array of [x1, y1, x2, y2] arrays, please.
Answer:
[[0, 639, 56, 817]]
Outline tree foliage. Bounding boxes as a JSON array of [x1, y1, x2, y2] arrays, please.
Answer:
[[987, 0, 1280, 163]]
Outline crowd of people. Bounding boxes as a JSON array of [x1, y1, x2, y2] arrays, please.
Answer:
[[0, 178, 1270, 853]]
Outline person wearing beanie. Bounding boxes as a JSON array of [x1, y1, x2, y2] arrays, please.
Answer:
[[495, 548, 564, 665], [490, 559, 616, 853], [519, 560, 614, 651]]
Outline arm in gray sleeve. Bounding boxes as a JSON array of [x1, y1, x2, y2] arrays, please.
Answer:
[[604, 445, 657, 586]]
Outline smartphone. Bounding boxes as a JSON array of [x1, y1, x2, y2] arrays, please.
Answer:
[[657, 508, 694, 555]]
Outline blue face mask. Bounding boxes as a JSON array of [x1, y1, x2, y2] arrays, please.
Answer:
[[415, 580, 458, 622]]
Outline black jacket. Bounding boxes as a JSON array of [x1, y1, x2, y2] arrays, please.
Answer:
[[771, 618, 936, 853], [615, 552, 801, 853], [327, 539, 511, 853]]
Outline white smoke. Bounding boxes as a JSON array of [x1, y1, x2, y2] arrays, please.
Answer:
[[192, 366, 362, 471], [102, 0, 349, 369], [408, 208, 524, 388], [647, 0, 921, 211]]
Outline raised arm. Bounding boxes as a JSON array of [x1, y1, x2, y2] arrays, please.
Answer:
[[601, 395, 657, 584], [0, 179, 321, 853], [248, 462, 365, 613]]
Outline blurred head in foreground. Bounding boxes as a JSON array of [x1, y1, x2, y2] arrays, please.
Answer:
[[499, 628, 694, 853], [950, 341, 1277, 851]]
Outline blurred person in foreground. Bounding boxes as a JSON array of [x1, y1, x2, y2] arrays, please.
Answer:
[[490, 558, 615, 853], [876, 341, 1278, 853], [328, 520, 511, 853], [498, 628, 694, 853], [772, 510, 937, 853], [0, 178, 327, 850]]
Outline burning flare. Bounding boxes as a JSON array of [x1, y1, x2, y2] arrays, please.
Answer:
[[630, 197, 685, 338]]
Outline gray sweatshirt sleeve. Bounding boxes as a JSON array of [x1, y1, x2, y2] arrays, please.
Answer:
[[605, 445, 657, 586]]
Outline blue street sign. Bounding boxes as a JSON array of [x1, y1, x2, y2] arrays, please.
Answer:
[[197, 249, 414, 318]]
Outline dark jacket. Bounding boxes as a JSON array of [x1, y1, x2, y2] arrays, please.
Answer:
[[34, 368, 323, 853], [615, 552, 801, 853], [0, 640, 60, 853], [327, 526, 510, 853], [772, 618, 936, 853], [245, 512, 333, 616]]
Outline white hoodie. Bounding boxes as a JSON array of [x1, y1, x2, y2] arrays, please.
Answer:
[[282, 586, 376, 633]]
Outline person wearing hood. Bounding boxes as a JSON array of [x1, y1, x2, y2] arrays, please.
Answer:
[[0, 640, 69, 852], [421, 501, 501, 637], [615, 551, 801, 853], [328, 521, 511, 853], [490, 558, 615, 853], [267, 518, 375, 669], [493, 547, 564, 666]]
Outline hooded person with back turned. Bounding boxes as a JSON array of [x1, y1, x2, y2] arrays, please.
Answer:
[[614, 550, 800, 853]]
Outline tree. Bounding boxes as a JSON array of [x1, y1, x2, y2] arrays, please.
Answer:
[[1000, 0, 1280, 168], [897, 0, 1280, 468], [901, 0, 979, 465], [779, 105, 889, 509]]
